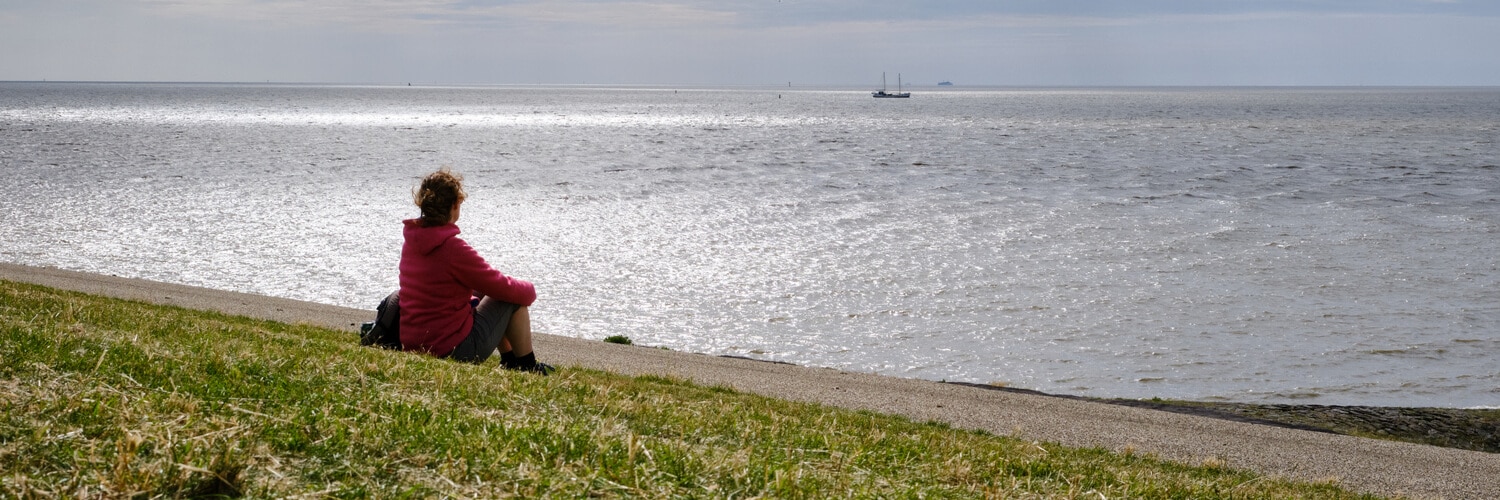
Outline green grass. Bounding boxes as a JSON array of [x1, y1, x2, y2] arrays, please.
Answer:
[[0, 280, 1377, 498]]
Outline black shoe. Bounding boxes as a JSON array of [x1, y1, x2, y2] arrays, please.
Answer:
[[502, 352, 555, 376]]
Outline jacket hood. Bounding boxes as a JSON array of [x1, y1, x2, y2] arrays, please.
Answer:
[[403, 219, 461, 255]]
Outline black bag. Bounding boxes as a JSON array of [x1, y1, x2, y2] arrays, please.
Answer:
[[360, 294, 403, 350]]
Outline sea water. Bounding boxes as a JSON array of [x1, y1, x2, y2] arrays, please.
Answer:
[[2, 82, 1497, 407]]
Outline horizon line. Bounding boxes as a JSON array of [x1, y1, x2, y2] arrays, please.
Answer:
[[4, 80, 1499, 89]]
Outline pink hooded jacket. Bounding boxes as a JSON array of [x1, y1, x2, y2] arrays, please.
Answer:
[[398, 219, 536, 357]]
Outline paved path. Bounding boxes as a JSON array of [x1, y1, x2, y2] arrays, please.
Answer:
[[4, 262, 1497, 499]]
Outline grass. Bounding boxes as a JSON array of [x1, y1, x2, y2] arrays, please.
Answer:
[[0, 280, 1378, 498]]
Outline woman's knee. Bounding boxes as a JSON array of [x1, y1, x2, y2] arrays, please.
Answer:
[[508, 306, 531, 334]]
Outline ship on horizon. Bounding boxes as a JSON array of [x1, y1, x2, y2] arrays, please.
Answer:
[[872, 72, 911, 98]]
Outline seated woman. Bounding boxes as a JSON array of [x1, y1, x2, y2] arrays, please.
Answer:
[[374, 168, 553, 374]]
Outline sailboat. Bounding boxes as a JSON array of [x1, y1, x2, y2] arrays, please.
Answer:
[[872, 72, 911, 98]]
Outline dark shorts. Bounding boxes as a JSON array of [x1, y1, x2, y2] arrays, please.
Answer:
[[378, 291, 520, 363]]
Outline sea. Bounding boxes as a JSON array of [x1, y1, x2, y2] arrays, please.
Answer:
[[2, 82, 1497, 408]]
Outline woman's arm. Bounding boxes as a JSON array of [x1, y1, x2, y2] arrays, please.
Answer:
[[444, 238, 537, 307]]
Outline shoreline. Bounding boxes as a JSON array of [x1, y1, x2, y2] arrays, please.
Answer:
[[719, 351, 1500, 453], [953, 379, 1500, 454], [4, 262, 1498, 498]]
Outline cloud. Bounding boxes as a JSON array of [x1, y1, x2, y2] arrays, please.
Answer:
[[137, 0, 739, 32], [114, 0, 1500, 38], [140, 0, 450, 27], [5, 0, 1496, 84], [481, 2, 738, 27]]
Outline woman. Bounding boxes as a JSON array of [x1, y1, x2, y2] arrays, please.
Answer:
[[374, 168, 553, 374]]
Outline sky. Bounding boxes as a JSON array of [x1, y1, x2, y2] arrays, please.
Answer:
[[2, 0, 1497, 86]]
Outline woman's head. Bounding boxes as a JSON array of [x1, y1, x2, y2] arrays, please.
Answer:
[[414, 168, 467, 227]]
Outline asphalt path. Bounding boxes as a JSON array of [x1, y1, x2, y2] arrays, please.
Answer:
[[3, 262, 1496, 499]]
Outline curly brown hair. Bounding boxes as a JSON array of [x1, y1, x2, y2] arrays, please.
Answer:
[[413, 168, 467, 227]]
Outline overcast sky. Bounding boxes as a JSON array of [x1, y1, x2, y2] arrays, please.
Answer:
[[2, 0, 1497, 86]]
